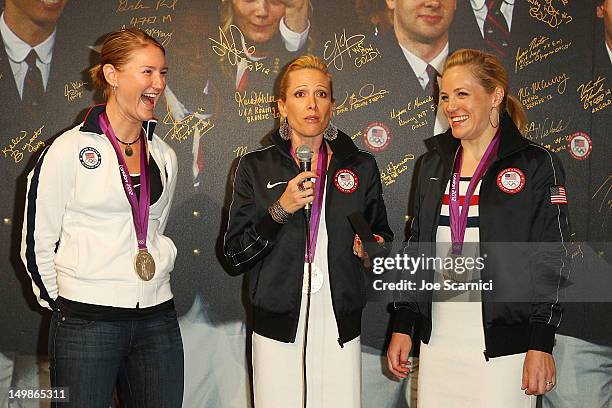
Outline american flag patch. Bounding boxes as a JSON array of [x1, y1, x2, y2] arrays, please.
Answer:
[[550, 185, 568, 205]]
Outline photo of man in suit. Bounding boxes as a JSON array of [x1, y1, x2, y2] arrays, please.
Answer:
[[330, 2, 456, 406]]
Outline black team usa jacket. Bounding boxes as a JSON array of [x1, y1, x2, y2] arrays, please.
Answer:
[[393, 114, 572, 359], [224, 129, 393, 346]]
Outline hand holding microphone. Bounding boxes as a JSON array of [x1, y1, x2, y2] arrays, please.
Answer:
[[278, 145, 317, 215]]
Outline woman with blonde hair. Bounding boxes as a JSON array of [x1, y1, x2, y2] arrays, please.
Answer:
[[21, 28, 182, 407], [387, 48, 570, 407], [224, 55, 392, 407], [216, 0, 311, 90]]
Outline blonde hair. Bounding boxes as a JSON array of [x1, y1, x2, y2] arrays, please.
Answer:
[[278, 55, 334, 102], [90, 28, 165, 99], [444, 49, 526, 132]]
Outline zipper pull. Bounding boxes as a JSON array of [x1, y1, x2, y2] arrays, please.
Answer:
[[337, 337, 344, 348]]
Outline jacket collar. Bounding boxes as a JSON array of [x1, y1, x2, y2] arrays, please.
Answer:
[[424, 112, 529, 166], [270, 127, 359, 163], [79, 104, 157, 141]]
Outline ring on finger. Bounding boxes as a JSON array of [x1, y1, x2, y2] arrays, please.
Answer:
[[545, 380, 554, 387], [298, 182, 306, 192]]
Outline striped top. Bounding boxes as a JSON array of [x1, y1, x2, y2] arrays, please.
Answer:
[[435, 178, 482, 301]]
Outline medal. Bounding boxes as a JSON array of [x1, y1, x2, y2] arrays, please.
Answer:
[[448, 130, 500, 259], [124, 144, 134, 157], [135, 249, 156, 281], [99, 111, 155, 281], [302, 264, 323, 294]]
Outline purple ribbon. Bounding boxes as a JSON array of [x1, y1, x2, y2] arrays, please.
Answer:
[[99, 111, 151, 250], [292, 142, 328, 262], [449, 130, 500, 255]]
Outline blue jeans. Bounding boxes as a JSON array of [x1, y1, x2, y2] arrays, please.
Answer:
[[541, 334, 612, 408], [49, 309, 184, 408]]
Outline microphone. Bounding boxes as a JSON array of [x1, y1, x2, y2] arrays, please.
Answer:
[[296, 145, 314, 219]]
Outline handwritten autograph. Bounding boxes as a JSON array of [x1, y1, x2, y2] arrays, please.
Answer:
[[323, 30, 366, 71], [64, 81, 87, 102], [523, 117, 570, 141], [2, 126, 46, 164], [380, 154, 416, 186], [528, 0, 573, 28], [515, 35, 572, 72], [335, 83, 388, 116], [162, 109, 213, 142], [577, 76, 612, 113]]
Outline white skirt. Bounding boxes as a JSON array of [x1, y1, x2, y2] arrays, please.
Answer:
[[417, 301, 535, 408], [252, 191, 361, 408]]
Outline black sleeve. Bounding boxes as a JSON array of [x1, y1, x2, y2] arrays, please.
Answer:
[[223, 155, 284, 275], [392, 157, 425, 335], [527, 147, 572, 353]]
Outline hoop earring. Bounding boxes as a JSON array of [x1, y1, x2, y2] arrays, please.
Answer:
[[489, 106, 500, 129], [279, 117, 291, 140], [323, 121, 338, 141]]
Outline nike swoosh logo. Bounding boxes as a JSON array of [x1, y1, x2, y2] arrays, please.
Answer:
[[267, 181, 287, 189]]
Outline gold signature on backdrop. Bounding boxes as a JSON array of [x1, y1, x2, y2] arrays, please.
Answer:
[[323, 29, 380, 71], [323, 30, 366, 71], [515, 35, 572, 72], [210, 25, 272, 75], [380, 154, 416, 186], [390, 95, 435, 129], [577, 76, 612, 113], [162, 109, 213, 142], [116, 0, 178, 12], [2, 126, 46, 164], [335, 83, 388, 116], [234, 91, 279, 123], [517, 73, 568, 109], [528, 0, 573, 28], [523, 117, 570, 141], [64, 81, 87, 102]]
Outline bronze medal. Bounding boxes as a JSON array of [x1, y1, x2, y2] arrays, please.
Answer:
[[135, 249, 156, 281], [124, 145, 133, 157], [442, 249, 466, 283]]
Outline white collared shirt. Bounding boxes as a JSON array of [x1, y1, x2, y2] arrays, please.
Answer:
[[470, 0, 514, 36], [0, 12, 55, 98], [398, 42, 449, 90], [397, 42, 450, 135]]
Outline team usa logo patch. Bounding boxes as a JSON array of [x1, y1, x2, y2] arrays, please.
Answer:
[[363, 122, 391, 152], [496, 168, 525, 194], [79, 147, 101, 169], [567, 132, 592, 160], [334, 169, 359, 194], [549, 185, 568, 205]]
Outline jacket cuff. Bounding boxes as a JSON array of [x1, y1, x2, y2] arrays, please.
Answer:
[[255, 212, 284, 241], [392, 308, 419, 335], [529, 323, 556, 354]]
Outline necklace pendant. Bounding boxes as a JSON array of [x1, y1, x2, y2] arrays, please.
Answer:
[[124, 145, 133, 157]]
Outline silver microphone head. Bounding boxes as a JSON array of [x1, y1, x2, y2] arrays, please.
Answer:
[[296, 145, 313, 162]]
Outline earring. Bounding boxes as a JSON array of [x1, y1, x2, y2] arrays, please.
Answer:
[[279, 117, 291, 140], [323, 121, 338, 141], [111, 84, 118, 95], [489, 106, 500, 129]]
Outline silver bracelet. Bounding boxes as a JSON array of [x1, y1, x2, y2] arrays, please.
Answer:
[[268, 200, 290, 224]]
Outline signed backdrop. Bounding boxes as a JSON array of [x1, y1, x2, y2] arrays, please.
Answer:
[[0, 1, 609, 407]]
